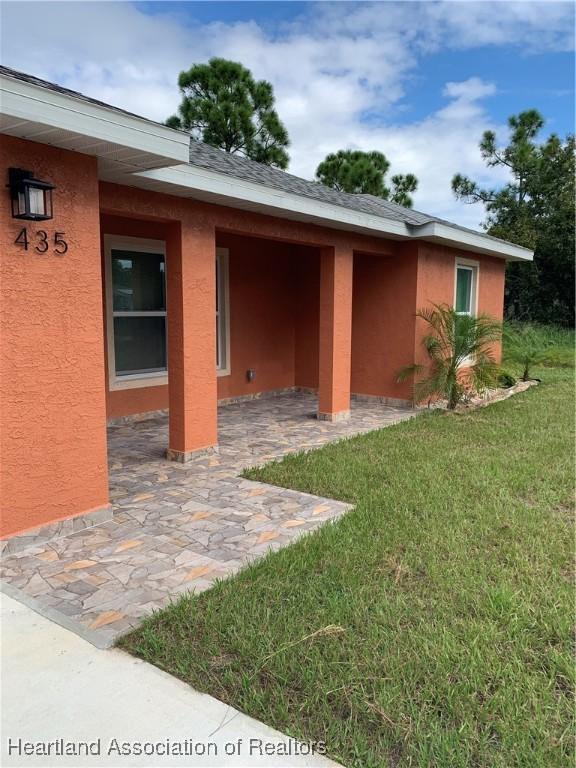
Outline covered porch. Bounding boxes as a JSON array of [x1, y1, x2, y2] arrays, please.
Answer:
[[100, 201, 416, 469], [0, 392, 414, 645], [1, 151, 420, 546], [108, 390, 414, 498]]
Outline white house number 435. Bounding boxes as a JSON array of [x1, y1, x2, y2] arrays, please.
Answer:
[[14, 227, 68, 255]]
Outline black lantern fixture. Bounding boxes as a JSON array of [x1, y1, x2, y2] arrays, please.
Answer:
[[8, 168, 55, 221]]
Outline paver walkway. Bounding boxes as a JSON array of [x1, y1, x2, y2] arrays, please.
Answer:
[[1, 392, 414, 646]]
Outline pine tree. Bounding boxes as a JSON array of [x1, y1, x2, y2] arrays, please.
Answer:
[[167, 58, 290, 170], [452, 111, 575, 325], [315, 150, 418, 207]]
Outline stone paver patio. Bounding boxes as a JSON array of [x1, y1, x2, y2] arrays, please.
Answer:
[[0, 392, 414, 646]]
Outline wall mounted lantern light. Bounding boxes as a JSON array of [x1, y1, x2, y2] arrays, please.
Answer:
[[8, 168, 55, 221]]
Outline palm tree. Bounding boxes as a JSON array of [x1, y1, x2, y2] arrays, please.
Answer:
[[398, 304, 502, 410]]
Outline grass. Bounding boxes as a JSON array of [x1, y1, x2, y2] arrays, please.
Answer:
[[502, 322, 575, 377], [120, 365, 574, 768]]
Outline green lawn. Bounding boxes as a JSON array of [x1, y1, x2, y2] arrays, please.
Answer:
[[120, 367, 574, 768]]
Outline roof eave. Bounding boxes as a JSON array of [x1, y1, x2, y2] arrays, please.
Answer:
[[0, 71, 190, 169], [412, 222, 534, 262], [133, 164, 534, 261], [131, 163, 411, 238]]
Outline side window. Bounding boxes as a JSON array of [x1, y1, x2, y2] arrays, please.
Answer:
[[455, 263, 477, 316]]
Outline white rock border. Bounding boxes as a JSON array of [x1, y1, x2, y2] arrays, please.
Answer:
[[417, 379, 539, 413]]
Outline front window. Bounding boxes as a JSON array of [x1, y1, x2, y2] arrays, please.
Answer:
[[455, 263, 477, 316], [111, 248, 167, 377], [106, 237, 230, 389]]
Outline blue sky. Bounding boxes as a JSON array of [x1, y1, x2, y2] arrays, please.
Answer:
[[1, 1, 573, 227], [138, 2, 574, 135], [394, 46, 573, 132]]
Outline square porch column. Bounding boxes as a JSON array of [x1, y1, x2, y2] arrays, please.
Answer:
[[318, 245, 353, 421], [166, 220, 218, 461]]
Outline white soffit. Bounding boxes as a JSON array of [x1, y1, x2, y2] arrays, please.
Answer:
[[0, 74, 189, 170]]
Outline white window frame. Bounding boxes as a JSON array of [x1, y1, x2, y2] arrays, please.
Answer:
[[105, 237, 230, 389], [216, 247, 231, 377], [454, 258, 479, 317], [104, 235, 168, 391]]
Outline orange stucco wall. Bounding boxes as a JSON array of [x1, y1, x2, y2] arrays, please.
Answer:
[[318, 246, 354, 416], [97, 181, 399, 422], [1, 134, 509, 536], [102, 219, 321, 419], [216, 233, 297, 400], [294, 255, 320, 389], [166, 217, 218, 457], [351, 243, 506, 401], [352, 245, 420, 400], [414, 243, 506, 368], [0, 136, 109, 537], [101, 191, 506, 417], [96, 180, 396, 424]]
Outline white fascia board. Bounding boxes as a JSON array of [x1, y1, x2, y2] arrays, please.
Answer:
[[134, 164, 413, 239], [135, 164, 534, 260], [0, 74, 189, 164], [413, 222, 534, 262]]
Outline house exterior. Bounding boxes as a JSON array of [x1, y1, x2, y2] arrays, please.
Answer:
[[0, 66, 532, 541]]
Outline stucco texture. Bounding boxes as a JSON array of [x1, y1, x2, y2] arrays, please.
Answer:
[[0, 136, 109, 537], [98, 183, 506, 426], [98, 182, 396, 427], [414, 243, 506, 369], [101, 220, 321, 418], [318, 246, 354, 416], [1, 136, 508, 536], [352, 245, 420, 401]]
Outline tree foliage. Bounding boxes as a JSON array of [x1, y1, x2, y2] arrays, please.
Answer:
[[452, 110, 575, 326], [315, 150, 418, 207], [167, 58, 290, 169], [398, 304, 502, 409]]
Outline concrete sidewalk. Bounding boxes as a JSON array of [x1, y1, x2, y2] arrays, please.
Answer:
[[1, 594, 341, 768]]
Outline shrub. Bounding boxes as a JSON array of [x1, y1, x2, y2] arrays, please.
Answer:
[[498, 371, 517, 388], [503, 322, 575, 380], [398, 304, 502, 410]]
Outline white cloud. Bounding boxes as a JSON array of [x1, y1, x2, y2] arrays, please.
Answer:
[[1, 1, 572, 227], [443, 78, 498, 103], [422, 0, 575, 52]]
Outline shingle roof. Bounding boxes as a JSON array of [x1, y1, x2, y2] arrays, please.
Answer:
[[0, 64, 525, 252], [188, 141, 519, 247], [0, 65, 159, 125], [188, 141, 434, 226]]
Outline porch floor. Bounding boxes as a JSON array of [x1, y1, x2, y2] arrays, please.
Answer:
[[1, 392, 414, 646]]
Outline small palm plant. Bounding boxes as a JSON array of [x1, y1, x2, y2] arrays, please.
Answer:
[[398, 304, 502, 410], [503, 322, 572, 381]]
